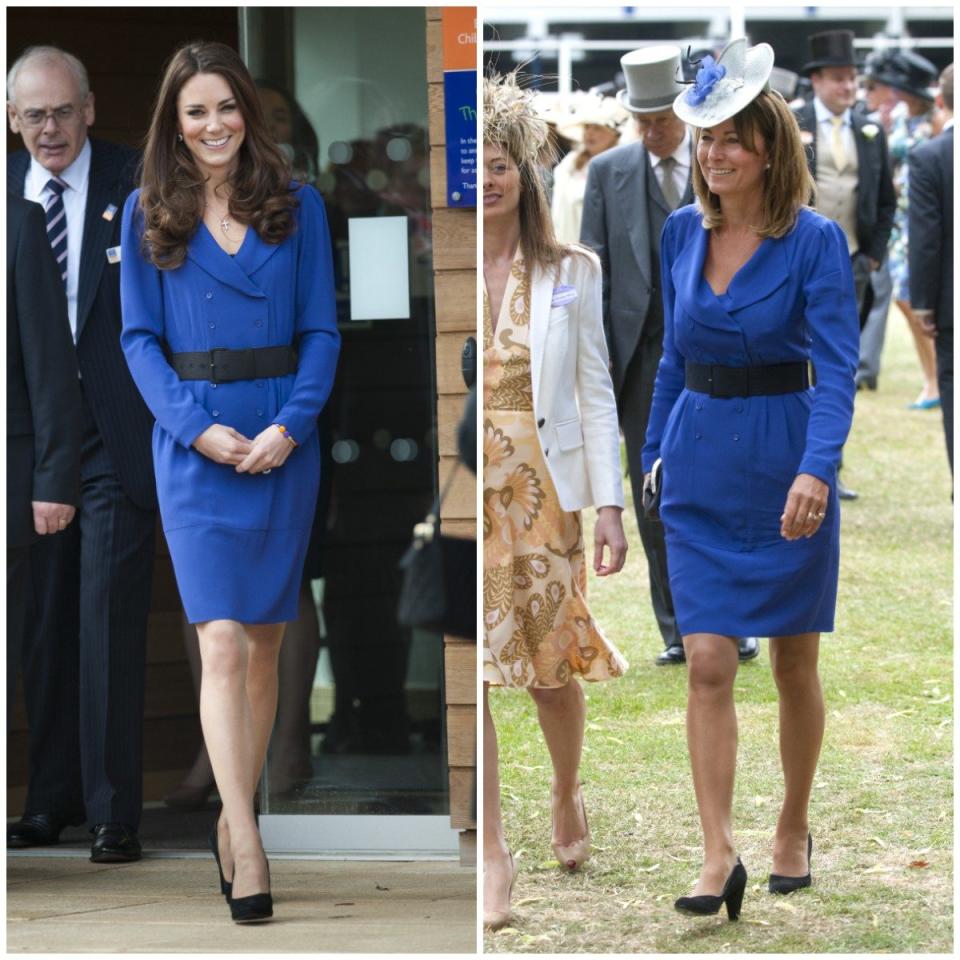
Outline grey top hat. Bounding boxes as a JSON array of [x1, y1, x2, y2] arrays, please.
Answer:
[[672, 38, 775, 129], [618, 45, 683, 114]]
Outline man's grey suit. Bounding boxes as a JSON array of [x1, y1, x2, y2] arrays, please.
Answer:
[[580, 140, 692, 650]]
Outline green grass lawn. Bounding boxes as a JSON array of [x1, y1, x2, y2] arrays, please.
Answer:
[[485, 311, 953, 953]]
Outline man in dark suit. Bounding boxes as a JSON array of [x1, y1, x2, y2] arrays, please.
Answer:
[[7, 194, 82, 719], [909, 63, 954, 475], [581, 46, 758, 665], [6, 45, 157, 862], [794, 30, 897, 501]]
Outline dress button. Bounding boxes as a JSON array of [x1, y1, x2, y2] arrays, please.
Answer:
[[255, 320, 263, 327], [205, 292, 213, 300], [211, 383, 217, 389], [733, 434, 740, 441], [537, 418, 545, 428], [256, 409, 263, 417], [208, 322, 215, 329], [695, 402, 702, 411], [735, 403, 743, 413], [256, 380, 264, 388], [212, 410, 220, 417], [695, 433, 702, 440]]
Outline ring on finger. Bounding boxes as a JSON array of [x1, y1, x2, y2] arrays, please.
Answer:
[[263, 468, 272, 474]]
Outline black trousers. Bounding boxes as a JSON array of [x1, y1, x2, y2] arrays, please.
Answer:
[[618, 333, 681, 650], [7, 545, 30, 725], [23, 396, 155, 829], [936, 326, 953, 476]]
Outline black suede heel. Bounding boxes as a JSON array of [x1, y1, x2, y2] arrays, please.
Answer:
[[675, 857, 748, 921], [230, 861, 273, 923], [768, 833, 812, 894]]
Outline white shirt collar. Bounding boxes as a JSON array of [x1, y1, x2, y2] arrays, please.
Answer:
[[650, 128, 692, 168], [813, 97, 851, 127], [944, 117, 955, 131], [27, 136, 91, 198]]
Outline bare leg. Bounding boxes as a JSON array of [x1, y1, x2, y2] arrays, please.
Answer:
[[270, 585, 320, 792], [483, 683, 512, 917], [684, 633, 740, 895], [899, 299, 940, 403], [170, 614, 214, 792], [769, 633, 823, 876], [198, 619, 283, 900], [528, 681, 587, 846]]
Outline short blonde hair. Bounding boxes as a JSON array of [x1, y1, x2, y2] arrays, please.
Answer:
[[692, 90, 815, 238]]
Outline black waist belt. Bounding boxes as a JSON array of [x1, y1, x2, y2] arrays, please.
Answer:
[[685, 361, 810, 398], [167, 346, 298, 383]]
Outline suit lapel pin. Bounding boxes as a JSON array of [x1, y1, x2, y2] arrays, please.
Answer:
[[102, 203, 118, 221], [106, 246, 121, 264]]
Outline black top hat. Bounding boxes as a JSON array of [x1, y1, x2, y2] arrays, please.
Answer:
[[867, 48, 938, 101], [802, 30, 859, 76]]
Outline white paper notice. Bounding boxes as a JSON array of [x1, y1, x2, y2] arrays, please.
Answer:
[[348, 216, 410, 320]]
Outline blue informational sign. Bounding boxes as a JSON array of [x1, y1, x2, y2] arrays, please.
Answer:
[[443, 69, 477, 208]]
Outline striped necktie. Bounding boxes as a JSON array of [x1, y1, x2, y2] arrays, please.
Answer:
[[44, 177, 69, 285]]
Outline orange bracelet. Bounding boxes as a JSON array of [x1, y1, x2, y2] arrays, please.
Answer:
[[275, 424, 298, 447]]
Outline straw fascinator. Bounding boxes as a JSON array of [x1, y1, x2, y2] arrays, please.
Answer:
[[673, 38, 775, 128], [483, 71, 553, 166]]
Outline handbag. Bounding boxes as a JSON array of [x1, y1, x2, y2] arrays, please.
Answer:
[[641, 457, 663, 521], [397, 463, 476, 639]]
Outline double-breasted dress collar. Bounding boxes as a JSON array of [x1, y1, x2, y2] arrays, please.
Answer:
[[186, 220, 283, 298], [671, 218, 791, 336]]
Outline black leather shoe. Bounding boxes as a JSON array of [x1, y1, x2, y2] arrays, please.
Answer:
[[738, 637, 760, 661], [656, 643, 686, 665], [90, 823, 142, 863], [7, 812, 85, 848], [675, 857, 748, 921], [855, 375, 877, 391], [837, 478, 858, 501]]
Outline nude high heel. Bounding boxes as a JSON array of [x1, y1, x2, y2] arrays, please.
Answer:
[[551, 784, 590, 872], [483, 851, 518, 931]]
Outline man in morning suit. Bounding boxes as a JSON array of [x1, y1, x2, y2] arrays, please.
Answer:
[[6, 46, 157, 862], [794, 30, 897, 501], [580, 45, 759, 665], [7, 194, 82, 720], [909, 63, 954, 476]]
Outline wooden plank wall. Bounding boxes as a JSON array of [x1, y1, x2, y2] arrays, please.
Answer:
[[425, 7, 478, 866]]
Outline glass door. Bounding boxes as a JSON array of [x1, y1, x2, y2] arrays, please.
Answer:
[[241, 6, 457, 856]]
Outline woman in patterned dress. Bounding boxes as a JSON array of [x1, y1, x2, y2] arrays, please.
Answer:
[[482, 73, 629, 932]]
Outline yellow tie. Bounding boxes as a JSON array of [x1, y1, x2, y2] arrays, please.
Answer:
[[830, 115, 848, 173]]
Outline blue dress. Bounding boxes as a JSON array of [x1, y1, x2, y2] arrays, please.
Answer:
[[120, 185, 340, 624], [642, 205, 858, 637]]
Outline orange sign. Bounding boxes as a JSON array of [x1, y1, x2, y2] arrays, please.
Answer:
[[442, 7, 477, 71]]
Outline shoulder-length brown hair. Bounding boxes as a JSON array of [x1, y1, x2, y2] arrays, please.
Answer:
[[139, 40, 297, 269], [691, 89, 815, 238]]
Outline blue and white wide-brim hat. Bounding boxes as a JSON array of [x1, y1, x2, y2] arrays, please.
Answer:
[[672, 38, 775, 128]]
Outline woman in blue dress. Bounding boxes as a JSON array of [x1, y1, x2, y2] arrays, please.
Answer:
[[120, 41, 339, 923], [642, 40, 858, 920]]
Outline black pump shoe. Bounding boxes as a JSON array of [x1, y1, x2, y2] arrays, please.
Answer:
[[230, 860, 273, 923], [675, 857, 747, 921], [768, 833, 812, 894], [208, 817, 232, 900]]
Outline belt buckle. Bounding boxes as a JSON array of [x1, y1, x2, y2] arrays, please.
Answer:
[[209, 348, 227, 384]]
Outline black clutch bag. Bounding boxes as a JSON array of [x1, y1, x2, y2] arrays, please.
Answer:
[[641, 457, 663, 521], [397, 464, 476, 640]]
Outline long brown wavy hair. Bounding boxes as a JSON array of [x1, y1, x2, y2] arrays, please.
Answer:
[[139, 41, 297, 269]]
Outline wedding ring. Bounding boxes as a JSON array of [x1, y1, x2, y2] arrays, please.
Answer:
[[807, 511, 825, 520], [263, 469, 272, 474]]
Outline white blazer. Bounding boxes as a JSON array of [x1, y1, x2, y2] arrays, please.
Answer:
[[528, 248, 624, 513]]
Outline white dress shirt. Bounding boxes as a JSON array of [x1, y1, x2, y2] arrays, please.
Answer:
[[24, 137, 91, 341], [649, 128, 692, 204], [813, 96, 857, 164]]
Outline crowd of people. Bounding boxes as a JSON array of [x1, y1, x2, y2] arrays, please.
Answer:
[[482, 28, 952, 931]]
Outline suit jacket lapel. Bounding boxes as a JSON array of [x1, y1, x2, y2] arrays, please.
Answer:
[[76, 144, 117, 339], [614, 143, 651, 285], [528, 263, 553, 411], [8, 152, 29, 195]]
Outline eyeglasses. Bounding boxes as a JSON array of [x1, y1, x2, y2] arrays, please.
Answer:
[[16, 104, 80, 129]]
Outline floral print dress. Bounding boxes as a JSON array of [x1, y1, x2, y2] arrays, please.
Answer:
[[482, 256, 628, 688]]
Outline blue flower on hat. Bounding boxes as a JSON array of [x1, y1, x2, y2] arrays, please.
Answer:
[[686, 56, 726, 106]]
